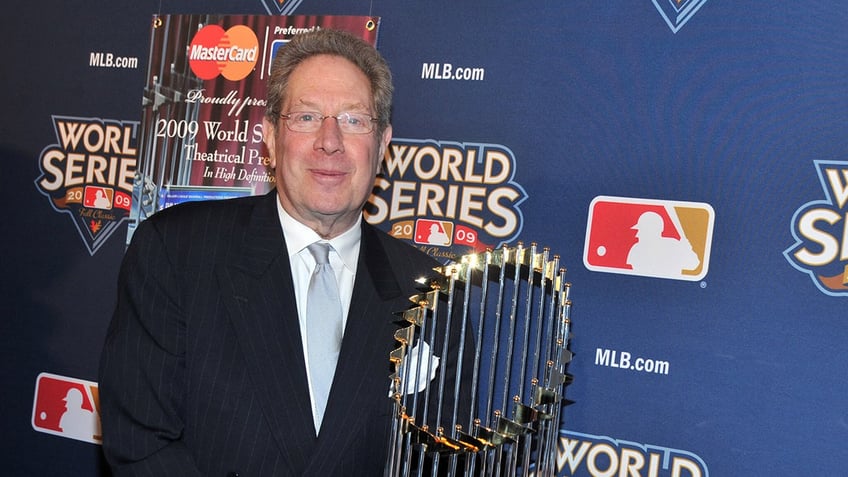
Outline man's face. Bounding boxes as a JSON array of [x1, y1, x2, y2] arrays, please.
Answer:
[[263, 54, 392, 237]]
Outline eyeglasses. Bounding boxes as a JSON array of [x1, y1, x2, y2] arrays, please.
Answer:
[[279, 111, 377, 134]]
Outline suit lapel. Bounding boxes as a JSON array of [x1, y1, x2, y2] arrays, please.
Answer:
[[218, 201, 409, 472], [217, 192, 316, 474]]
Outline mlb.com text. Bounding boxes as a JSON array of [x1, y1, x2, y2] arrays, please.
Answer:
[[595, 348, 670, 375], [421, 62, 485, 81], [89, 51, 140, 69]]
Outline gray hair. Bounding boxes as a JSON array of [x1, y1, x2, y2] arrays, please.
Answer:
[[264, 28, 393, 136]]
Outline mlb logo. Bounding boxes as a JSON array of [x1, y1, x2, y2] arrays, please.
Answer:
[[31, 372, 102, 445], [583, 196, 715, 281], [82, 186, 113, 210], [414, 219, 453, 246]]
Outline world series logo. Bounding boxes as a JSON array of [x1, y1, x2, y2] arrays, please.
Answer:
[[557, 430, 709, 477], [784, 160, 848, 296], [34, 116, 138, 255], [584, 196, 715, 281], [366, 138, 528, 262]]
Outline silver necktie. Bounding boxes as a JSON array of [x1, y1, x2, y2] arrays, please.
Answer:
[[305, 242, 343, 432]]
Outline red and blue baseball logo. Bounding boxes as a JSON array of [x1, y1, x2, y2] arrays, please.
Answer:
[[583, 196, 715, 281], [414, 219, 454, 246], [31, 372, 101, 445], [83, 185, 114, 210]]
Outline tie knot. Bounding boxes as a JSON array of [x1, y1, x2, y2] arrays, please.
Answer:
[[307, 242, 331, 266]]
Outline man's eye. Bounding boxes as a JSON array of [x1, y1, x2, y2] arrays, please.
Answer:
[[295, 113, 319, 122], [345, 115, 365, 126]]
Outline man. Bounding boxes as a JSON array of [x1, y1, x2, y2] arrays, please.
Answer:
[[99, 29, 467, 476]]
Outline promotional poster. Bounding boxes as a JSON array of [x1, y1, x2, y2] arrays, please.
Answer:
[[129, 15, 379, 243]]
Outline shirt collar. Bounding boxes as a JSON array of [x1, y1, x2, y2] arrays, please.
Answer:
[[276, 199, 361, 272]]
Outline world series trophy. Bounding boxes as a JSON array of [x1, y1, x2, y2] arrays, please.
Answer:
[[385, 243, 574, 477]]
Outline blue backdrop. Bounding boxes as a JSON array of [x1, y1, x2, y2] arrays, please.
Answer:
[[3, 1, 847, 475]]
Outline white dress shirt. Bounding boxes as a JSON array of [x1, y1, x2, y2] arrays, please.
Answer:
[[276, 200, 361, 428]]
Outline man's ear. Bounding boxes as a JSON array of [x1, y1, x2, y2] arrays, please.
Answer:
[[377, 124, 392, 174], [262, 117, 277, 168]]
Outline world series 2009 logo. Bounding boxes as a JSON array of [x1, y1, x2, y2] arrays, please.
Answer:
[[35, 115, 138, 255], [784, 160, 848, 296], [365, 138, 528, 262]]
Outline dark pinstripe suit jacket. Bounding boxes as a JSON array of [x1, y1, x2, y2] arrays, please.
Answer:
[[99, 191, 458, 476]]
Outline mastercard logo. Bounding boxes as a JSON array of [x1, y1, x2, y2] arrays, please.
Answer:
[[188, 24, 259, 81]]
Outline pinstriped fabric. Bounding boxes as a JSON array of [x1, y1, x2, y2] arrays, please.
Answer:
[[99, 191, 448, 476]]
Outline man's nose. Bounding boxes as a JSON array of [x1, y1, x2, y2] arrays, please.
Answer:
[[314, 116, 345, 154]]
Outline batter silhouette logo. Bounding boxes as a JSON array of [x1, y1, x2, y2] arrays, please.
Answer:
[[415, 219, 454, 246], [584, 196, 715, 281], [651, 0, 710, 33], [784, 160, 848, 296], [31, 373, 102, 445]]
